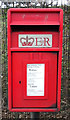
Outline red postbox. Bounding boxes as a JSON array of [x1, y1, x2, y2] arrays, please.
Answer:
[[8, 8, 63, 112]]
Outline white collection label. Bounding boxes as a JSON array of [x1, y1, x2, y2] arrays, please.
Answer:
[[19, 34, 52, 47], [27, 64, 45, 96]]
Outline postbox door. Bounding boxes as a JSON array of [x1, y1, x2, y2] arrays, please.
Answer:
[[12, 52, 57, 108]]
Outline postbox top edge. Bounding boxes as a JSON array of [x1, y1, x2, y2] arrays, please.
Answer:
[[8, 8, 63, 14]]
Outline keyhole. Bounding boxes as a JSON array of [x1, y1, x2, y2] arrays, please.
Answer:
[[19, 81, 21, 84]]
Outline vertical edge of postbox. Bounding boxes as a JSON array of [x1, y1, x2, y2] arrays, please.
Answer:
[[57, 9, 63, 111], [7, 8, 12, 111]]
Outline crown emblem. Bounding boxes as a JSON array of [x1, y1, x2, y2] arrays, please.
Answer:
[[20, 36, 34, 46]]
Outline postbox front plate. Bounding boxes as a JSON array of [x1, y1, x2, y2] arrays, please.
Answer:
[[12, 52, 57, 108]]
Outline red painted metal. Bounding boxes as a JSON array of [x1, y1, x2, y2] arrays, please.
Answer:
[[8, 8, 63, 112], [11, 32, 59, 48]]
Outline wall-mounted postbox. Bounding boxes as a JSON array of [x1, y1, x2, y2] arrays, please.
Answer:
[[8, 8, 63, 112]]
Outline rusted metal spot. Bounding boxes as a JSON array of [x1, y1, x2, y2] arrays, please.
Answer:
[[22, 14, 25, 19], [45, 15, 48, 21], [36, 14, 39, 17], [50, 103, 56, 108]]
